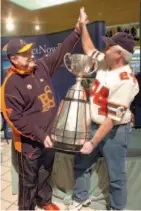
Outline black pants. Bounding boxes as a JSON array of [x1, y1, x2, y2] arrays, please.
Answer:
[[17, 147, 55, 210]]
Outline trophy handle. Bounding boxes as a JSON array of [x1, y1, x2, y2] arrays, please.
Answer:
[[64, 53, 72, 73], [89, 59, 98, 76]]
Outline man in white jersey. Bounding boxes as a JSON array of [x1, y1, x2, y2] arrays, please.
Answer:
[[67, 8, 139, 210]]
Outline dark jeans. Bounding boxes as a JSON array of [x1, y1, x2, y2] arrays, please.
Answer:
[[73, 122, 132, 210], [17, 146, 55, 210]]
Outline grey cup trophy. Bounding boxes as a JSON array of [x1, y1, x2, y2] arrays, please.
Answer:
[[51, 53, 97, 153]]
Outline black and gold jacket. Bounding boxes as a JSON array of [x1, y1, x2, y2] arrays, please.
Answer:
[[1, 31, 80, 152]]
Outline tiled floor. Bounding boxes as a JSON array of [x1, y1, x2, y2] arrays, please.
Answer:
[[0, 140, 66, 210], [0, 140, 17, 210]]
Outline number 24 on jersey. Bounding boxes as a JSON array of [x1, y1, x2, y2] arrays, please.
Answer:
[[90, 80, 109, 116]]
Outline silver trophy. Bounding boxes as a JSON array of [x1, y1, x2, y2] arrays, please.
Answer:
[[51, 53, 97, 153]]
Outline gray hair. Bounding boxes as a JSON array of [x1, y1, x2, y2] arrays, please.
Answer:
[[113, 45, 133, 64]]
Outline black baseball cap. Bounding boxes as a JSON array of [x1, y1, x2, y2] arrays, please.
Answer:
[[7, 39, 35, 58], [102, 32, 134, 53]]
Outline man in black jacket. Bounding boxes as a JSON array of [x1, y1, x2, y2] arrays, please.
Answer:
[[1, 11, 86, 210]]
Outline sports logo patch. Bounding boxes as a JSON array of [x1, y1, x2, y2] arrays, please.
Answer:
[[27, 84, 32, 90], [40, 78, 44, 82]]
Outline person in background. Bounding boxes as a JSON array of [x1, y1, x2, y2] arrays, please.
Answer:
[[67, 7, 139, 210], [130, 72, 141, 128], [1, 10, 87, 210]]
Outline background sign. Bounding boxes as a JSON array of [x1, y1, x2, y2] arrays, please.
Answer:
[[1, 21, 106, 138]]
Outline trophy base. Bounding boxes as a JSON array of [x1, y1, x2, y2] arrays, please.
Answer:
[[53, 142, 82, 154]]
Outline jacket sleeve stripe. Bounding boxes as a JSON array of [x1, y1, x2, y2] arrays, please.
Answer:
[[1, 72, 22, 152]]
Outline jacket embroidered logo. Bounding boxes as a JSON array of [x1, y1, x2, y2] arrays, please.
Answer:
[[27, 84, 32, 89], [38, 85, 55, 112], [40, 78, 44, 82]]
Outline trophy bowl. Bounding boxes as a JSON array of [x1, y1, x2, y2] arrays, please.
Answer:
[[64, 53, 96, 78]]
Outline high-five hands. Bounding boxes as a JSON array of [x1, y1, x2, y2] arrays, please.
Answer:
[[79, 7, 89, 25], [75, 7, 89, 33]]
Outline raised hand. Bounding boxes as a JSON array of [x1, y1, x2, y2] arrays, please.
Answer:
[[75, 7, 89, 33], [79, 7, 89, 25]]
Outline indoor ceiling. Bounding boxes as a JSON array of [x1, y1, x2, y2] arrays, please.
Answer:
[[1, 0, 140, 36]]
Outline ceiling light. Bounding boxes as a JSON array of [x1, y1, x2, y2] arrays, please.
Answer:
[[6, 17, 15, 31], [8, 0, 79, 11], [6, 22, 15, 31], [35, 25, 40, 31]]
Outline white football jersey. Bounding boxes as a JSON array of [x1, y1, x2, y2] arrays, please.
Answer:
[[89, 50, 139, 125]]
